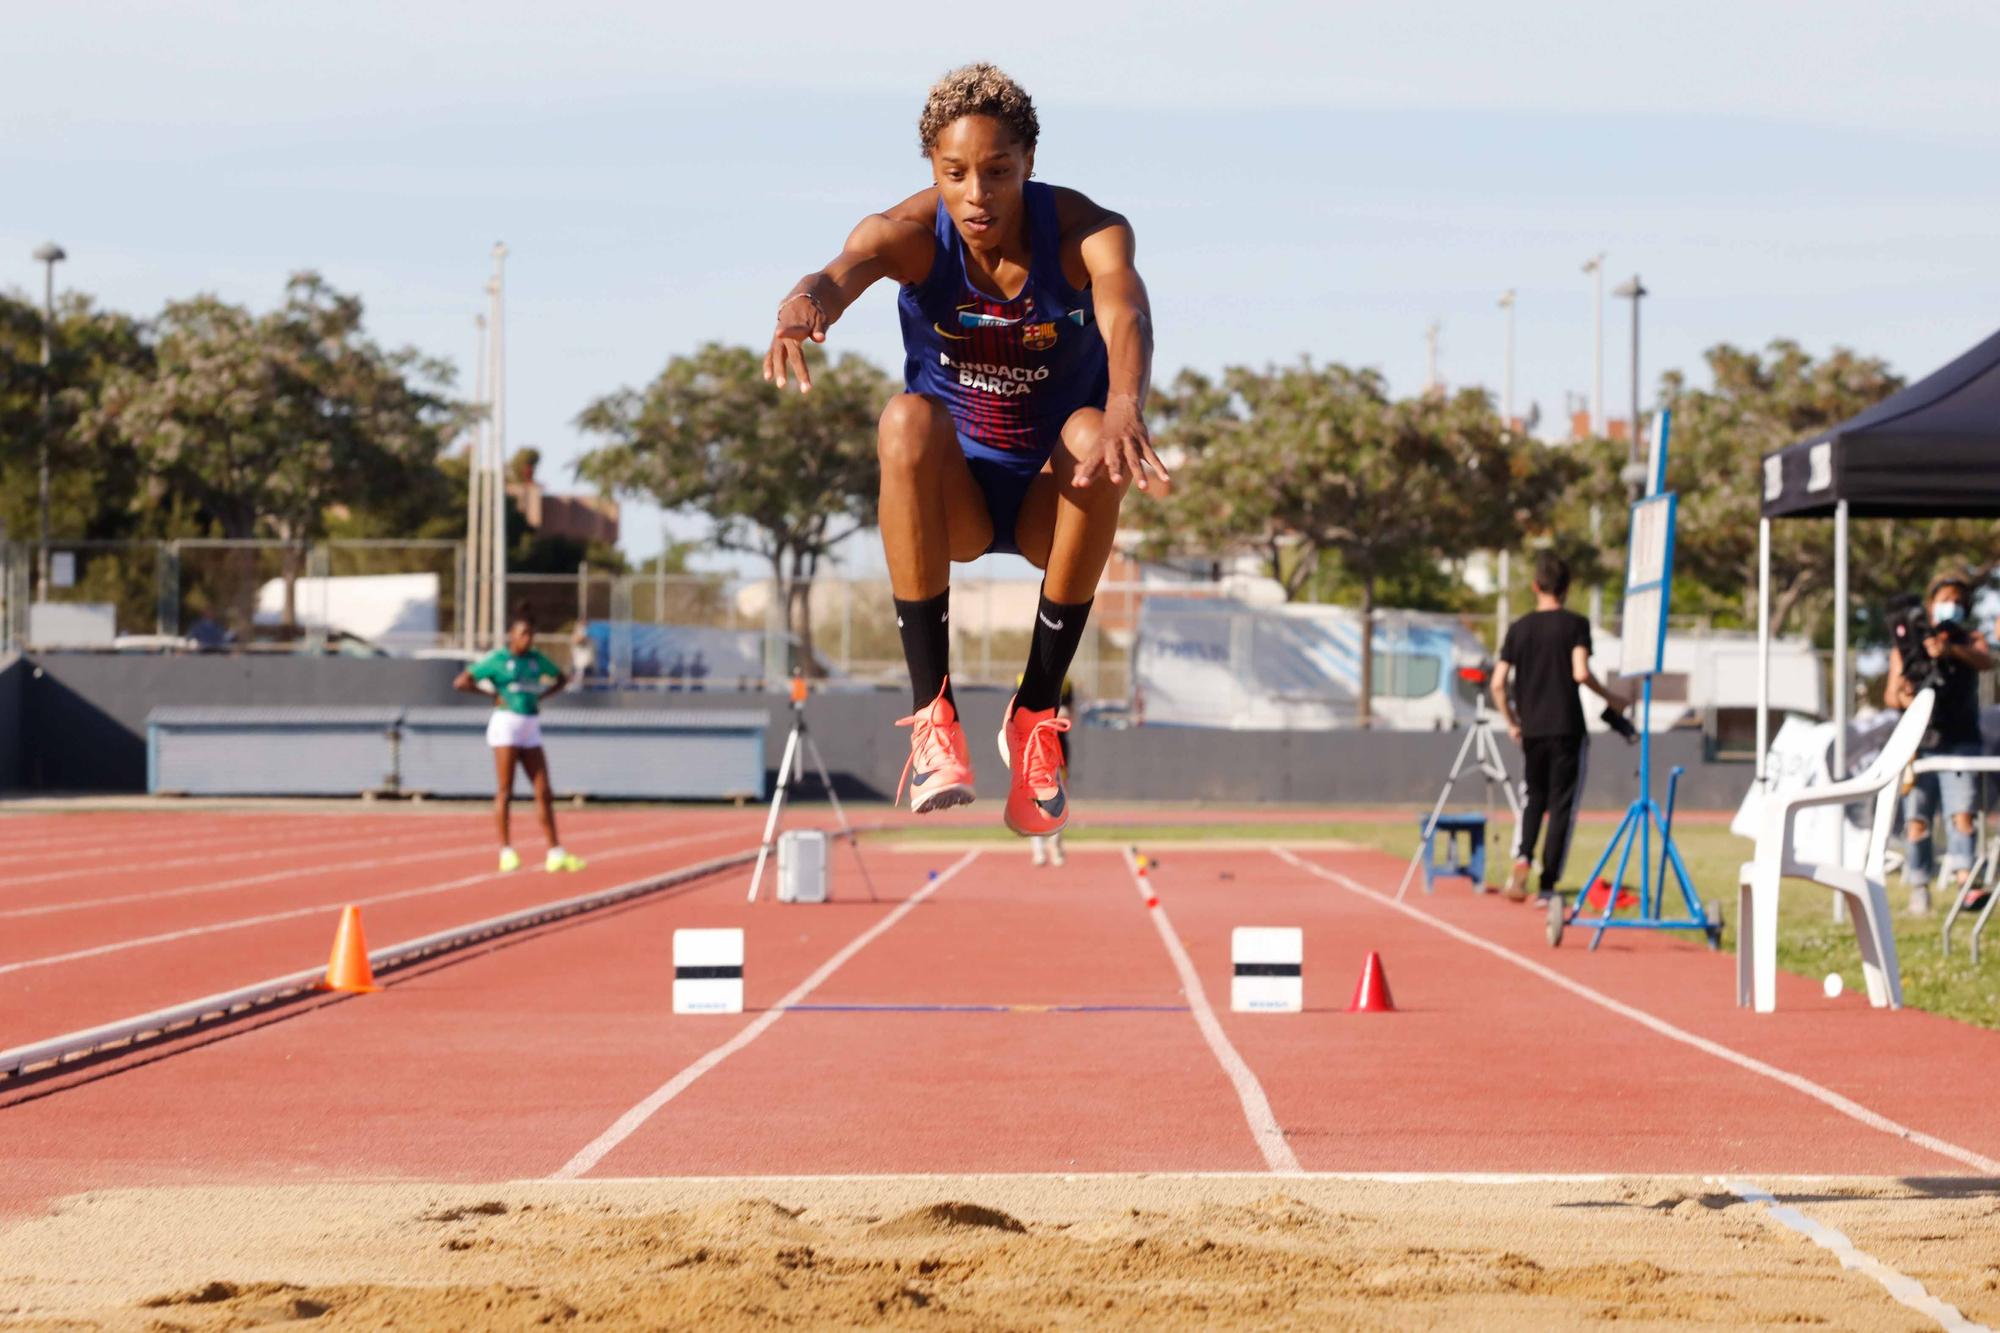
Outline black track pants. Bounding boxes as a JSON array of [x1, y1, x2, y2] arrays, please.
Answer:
[[1512, 734, 1587, 892]]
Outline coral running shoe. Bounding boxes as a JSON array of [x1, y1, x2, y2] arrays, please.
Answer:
[[895, 679, 975, 815], [998, 696, 1071, 837]]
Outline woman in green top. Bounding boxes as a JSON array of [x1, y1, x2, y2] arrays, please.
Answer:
[[453, 615, 585, 874]]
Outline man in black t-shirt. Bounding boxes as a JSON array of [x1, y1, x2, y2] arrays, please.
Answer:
[[1489, 553, 1631, 902]]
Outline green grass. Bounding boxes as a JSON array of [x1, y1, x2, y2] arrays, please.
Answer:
[[877, 816, 2000, 1031]]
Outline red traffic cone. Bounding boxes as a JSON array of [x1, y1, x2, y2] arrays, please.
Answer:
[[319, 905, 380, 993], [1584, 879, 1637, 910], [1347, 951, 1395, 1013]]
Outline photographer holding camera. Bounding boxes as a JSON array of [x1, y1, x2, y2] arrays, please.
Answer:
[[1886, 569, 1992, 914]]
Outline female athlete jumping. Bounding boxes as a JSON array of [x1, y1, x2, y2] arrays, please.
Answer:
[[764, 63, 1167, 838]]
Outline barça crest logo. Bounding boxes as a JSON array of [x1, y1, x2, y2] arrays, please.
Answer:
[[1021, 321, 1057, 351]]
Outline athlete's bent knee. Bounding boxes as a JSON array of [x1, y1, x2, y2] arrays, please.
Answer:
[[878, 395, 948, 474]]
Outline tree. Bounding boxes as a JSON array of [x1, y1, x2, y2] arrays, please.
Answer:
[[1144, 361, 1572, 723], [576, 341, 891, 676], [1632, 340, 1993, 644], [0, 291, 154, 545], [86, 273, 462, 630]]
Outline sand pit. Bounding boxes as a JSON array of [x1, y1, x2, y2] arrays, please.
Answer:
[[3, 1174, 1994, 1329]]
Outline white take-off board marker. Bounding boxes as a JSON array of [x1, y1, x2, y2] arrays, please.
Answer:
[[1232, 926, 1303, 1013], [673, 928, 745, 1014]]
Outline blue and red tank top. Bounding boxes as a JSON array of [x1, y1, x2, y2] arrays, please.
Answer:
[[897, 181, 1109, 462]]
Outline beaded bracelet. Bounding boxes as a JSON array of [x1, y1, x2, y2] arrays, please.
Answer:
[[778, 290, 826, 325]]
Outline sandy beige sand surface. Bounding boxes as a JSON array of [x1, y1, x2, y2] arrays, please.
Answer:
[[2, 1175, 1993, 1330]]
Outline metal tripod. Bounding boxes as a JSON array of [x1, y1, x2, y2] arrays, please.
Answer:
[[1396, 700, 1522, 901], [746, 685, 878, 903]]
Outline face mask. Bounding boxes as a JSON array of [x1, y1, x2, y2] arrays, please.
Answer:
[[1933, 600, 1963, 624]]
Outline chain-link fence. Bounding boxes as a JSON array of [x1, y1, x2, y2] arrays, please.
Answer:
[[6, 539, 466, 655], [509, 569, 1220, 703]]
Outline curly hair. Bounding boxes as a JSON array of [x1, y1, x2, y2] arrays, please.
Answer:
[[918, 63, 1039, 157]]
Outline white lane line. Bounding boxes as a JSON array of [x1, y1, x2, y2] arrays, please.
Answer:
[[0, 809, 696, 891], [1274, 848, 2000, 1176], [1121, 849, 1301, 1174], [0, 818, 335, 865], [1723, 1180, 1989, 1332], [0, 830, 481, 912], [0, 812, 712, 919], [0, 820, 458, 880], [550, 851, 979, 1182], [0, 828, 745, 977]]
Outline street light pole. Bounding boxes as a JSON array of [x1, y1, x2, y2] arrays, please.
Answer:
[[1494, 290, 1517, 640], [1582, 253, 1605, 435], [487, 243, 509, 643], [1613, 274, 1648, 502], [465, 311, 488, 650], [32, 242, 66, 599]]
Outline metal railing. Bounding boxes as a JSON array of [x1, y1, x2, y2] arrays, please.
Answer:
[[509, 570, 1218, 701], [0, 539, 1233, 703]]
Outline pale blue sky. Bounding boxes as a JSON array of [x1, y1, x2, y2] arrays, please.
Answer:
[[7, 1, 1999, 576]]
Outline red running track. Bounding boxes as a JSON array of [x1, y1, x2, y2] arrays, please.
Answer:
[[4, 825, 1997, 1217], [0, 808, 788, 1048]]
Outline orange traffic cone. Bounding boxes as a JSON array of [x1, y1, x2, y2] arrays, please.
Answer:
[[320, 905, 380, 993], [1347, 951, 1395, 1013]]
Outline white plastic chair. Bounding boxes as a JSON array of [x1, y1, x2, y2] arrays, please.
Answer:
[[1736, 689, 1934, 1013]]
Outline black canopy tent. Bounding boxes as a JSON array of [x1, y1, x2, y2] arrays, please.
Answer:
[[1762, 327, 2000, 520], [1755, 327, 2000, 786]]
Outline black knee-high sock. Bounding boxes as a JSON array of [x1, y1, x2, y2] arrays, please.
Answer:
[[894, 589, 953, 711], [1018, 588, 1092, 712]]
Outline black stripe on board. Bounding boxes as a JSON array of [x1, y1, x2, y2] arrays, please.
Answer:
[[1232, 962, 1302, 977], [674, 965, 744, 980]]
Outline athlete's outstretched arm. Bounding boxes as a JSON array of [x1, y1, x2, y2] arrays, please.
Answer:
[[1072, 218, 1168, 493], [764, 208, 932, 393]]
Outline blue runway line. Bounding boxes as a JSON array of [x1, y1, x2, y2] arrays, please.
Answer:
[[780, 1003, 1190, 1014]]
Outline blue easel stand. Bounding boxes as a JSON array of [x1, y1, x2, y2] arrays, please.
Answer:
[[1546, 409, 1722, 951], [1547, 677, 1722, 950]]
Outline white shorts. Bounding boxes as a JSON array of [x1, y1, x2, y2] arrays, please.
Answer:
[[486, 711, 544, 750]]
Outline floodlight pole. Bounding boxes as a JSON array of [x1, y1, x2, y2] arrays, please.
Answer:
[[487, 244, 508, 640], [1423, 319, 1441, 394], [465, 311, 488, 650], [1614, 274, 1647, 502], [1495, 289, 1518, 638], [33, 242, 65, 598], [1583, 253, 1605, 435]]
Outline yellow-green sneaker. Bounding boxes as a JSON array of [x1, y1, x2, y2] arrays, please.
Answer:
[[498, 847, 521, 873], [545, 849, 586, 873]]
